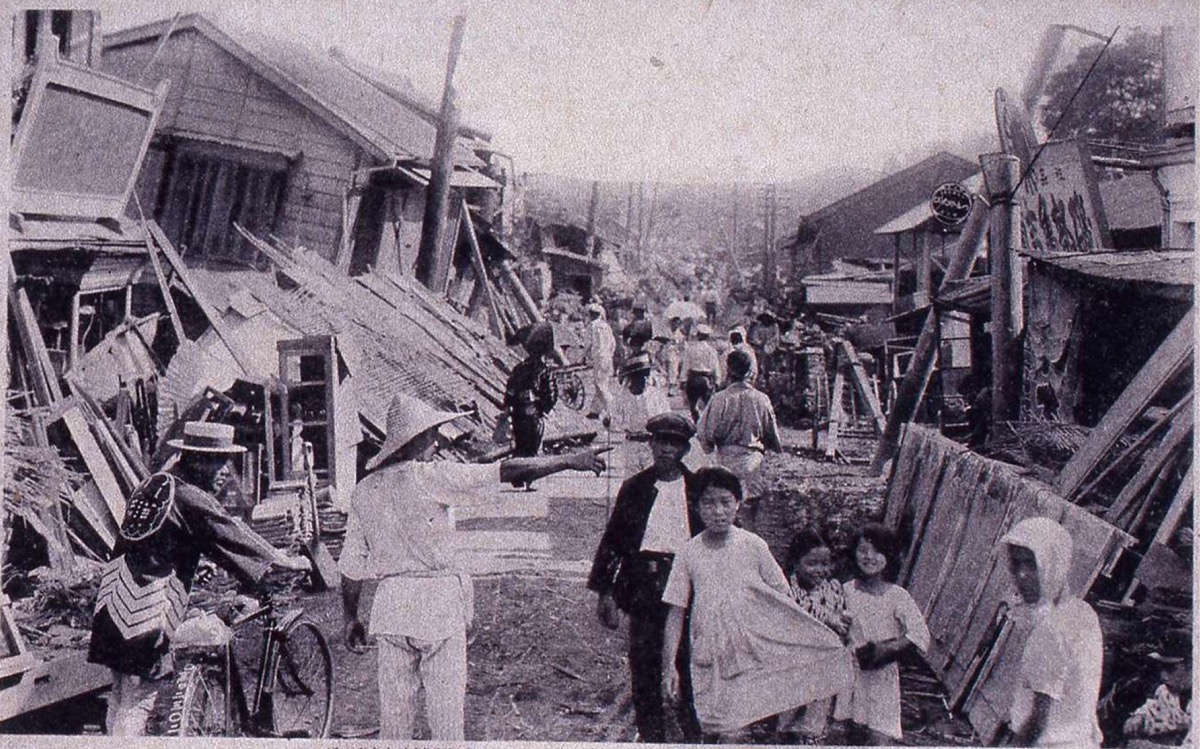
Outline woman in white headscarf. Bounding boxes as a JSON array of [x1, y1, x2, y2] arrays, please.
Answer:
[[1000, 517, 1104, 747]]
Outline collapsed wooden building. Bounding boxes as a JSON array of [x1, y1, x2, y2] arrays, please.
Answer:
[[2, 18, 590, 721]]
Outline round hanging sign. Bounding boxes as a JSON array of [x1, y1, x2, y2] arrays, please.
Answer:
[[930, 182, 973, 226]]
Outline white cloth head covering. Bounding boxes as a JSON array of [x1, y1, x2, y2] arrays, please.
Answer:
[[1000, 516, 1074, 605]]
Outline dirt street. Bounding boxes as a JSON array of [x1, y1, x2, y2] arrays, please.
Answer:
[[283, 425, 978, 744]]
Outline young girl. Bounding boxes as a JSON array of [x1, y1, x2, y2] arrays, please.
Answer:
[[1000, 516, 1103, 747], [660, 468, 852, 742], [779, 529, 850, 742], [837, 523, 930, 745]]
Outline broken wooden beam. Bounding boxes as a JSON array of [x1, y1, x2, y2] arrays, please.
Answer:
[[871, 194, 990, 473], [839, 338, 885, 434], [10, 284, 63, 406], [1056, 308, 1194, 498], [147, 220, 254, 375]]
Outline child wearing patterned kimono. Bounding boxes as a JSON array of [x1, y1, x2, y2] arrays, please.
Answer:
[[779, 529, 850, 742]]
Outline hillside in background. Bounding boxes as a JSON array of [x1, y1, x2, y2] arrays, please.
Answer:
[[517, 136, 994, 305]]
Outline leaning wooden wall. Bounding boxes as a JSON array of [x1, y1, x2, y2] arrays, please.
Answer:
[[883, 425, 1135, 742], [103, 29, 364, 262]]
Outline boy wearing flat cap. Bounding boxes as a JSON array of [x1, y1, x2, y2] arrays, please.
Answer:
[[588, 411, 705, 742]]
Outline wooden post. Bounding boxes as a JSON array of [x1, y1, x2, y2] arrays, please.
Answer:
[[892, 233, 902, 314], [498, 260, 543, 323], [982, 154, 1021, 426], [461, 199, 504, 337], [415, 15, 466, 293], [918, 230, 932, 298], [870, 195, 990, 473], [585, 180, 600, 257]]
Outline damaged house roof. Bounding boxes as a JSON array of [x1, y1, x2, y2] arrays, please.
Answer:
[[783, 151, 977, 271], [184, 235, 589, 444], [104, 13, 484, 167]]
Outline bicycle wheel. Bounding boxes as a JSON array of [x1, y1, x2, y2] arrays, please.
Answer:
[[562, 372, 587, 411], [160, 659, 229, 737], [270, 618, 334, 738]]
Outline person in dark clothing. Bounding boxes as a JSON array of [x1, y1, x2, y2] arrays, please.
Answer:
[[503, 320, 559, 457], [623, 298, 655, 354], [89, 422, 311, 736], [588, 412, 704, 742]]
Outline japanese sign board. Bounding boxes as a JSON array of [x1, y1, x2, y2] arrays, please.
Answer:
[[1014, 139, 1112, 254], [994, 88, 1111, 253]]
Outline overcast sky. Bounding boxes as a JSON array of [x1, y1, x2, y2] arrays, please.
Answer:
[[97, 0, 1197, 184]]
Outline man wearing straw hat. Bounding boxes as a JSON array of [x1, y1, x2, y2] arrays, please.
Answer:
[[339, 394, 609, 740], [89, 421, 312, 736]]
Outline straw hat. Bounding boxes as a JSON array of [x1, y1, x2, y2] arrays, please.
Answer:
[[366, 394, 462, 471], [696, 323, 712, 338], [585, 302, 605, 318], [168, 422, 246, 454]]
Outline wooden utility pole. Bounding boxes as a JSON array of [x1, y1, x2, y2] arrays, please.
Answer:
[[762, 184, 777, 298], [415, 15, 466, 293], [982, 153, 1022, 426], [870, 195, 990, 473], [584, 180, 600, 257]]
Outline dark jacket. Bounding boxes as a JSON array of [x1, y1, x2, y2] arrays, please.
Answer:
[[587, 465, 705, 613], [89, 473, 279, 678], [504, 356, 558, 419]]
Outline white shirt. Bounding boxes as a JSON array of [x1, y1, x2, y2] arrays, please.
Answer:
[[339, 461, 500, 639], [1009, 598, 1104, 747], [640, 477, 690, 553]]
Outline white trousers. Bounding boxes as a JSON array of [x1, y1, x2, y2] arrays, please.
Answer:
[[106, 671, 159, 736], [377, 632, 467, 740], [588, 364, 614, 416], [716, 445, 764, 496]]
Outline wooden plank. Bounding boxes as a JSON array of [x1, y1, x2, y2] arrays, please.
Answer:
[[840, 338, 885, 434], [133, 204, 189, 345], [1105, 405, 1192, 525], [10, 285, 63, 405], [460, 199, 503, 338], [147, 220, 254, 375], [1151, 463, 1194, 546], [0, 651, 113, 723], [70, 480, 117, 551], [825, 366, 846, 459], [29, 413, 75, 576], [1074, 391, 1192, 503], [58, 406, 126, 524], [1057, 308, 1194, 497]]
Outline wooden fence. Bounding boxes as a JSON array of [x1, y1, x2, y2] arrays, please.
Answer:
[[883, 425, 1135, 741]]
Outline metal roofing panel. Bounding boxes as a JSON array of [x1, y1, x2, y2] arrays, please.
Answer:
[[1027, 250, 1194, 287]]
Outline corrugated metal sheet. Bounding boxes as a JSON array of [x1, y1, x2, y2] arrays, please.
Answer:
[[1028, 249, 1194, 288]]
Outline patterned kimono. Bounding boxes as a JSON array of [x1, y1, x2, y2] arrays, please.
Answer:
[[88, 473, 279, 678]]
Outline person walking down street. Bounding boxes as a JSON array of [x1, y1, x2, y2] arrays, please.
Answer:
[[998, 517, 1104, 748], [503, 320, 559, 456], [726, 326, 759, 383], [340, 395, 608, 741], [611, 350, 670, 437], [588, 412, 705, 743], [584, 302, 617, 422], [623, 297, 655, 355], [682, 324, 722, 421], [88, 422, 312, 737], [696, 349, 781, 529]]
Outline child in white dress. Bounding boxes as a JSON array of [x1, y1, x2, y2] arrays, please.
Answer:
[[837, 523, 930, 745], [660, 468, 852, 742]]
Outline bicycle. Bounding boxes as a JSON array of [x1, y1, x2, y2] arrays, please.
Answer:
[[159, 597, 334, 738], [552, 363, 590, 411]]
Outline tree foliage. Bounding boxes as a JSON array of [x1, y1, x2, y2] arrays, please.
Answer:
[[1039, 29, 1164, 145]]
